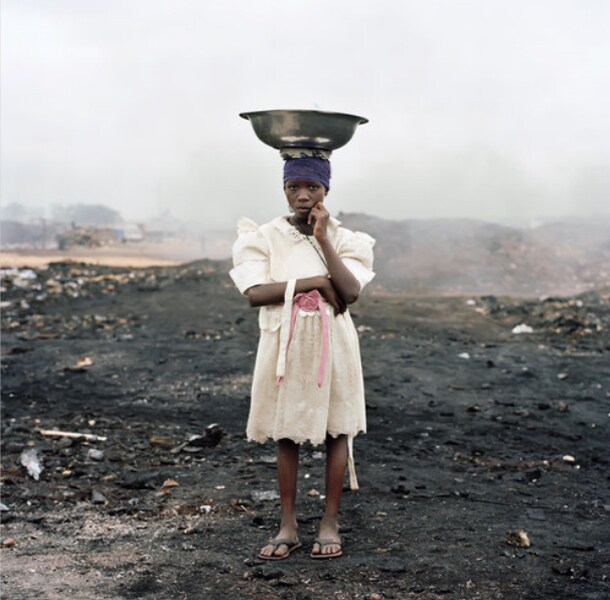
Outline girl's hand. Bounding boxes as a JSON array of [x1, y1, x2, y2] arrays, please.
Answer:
[[308, 201, 330, 241], [318, 277, 347, 315]]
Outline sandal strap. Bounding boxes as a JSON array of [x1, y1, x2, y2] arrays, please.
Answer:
[[314, 537, 342, 546], [268, 537, 299, 547]]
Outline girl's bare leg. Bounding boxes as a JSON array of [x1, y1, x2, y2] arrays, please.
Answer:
[[312, 434, 347, 556], [259, 438, 300, 558]]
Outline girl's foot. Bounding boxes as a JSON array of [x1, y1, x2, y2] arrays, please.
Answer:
[[259, 524, 299, 559], [311, 517, 342, 558]]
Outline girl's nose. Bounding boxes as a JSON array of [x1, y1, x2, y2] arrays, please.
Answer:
[[296, 186, 310, 200]]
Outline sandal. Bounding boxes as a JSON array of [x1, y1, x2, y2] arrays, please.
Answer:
[[258, 538, 302, 561], [310, 537, 343, 559]]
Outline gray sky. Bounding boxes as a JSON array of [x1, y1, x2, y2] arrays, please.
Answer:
[[2, 0, 609, 228]]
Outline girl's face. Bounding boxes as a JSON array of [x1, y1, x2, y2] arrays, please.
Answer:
[[284, 179, 327, 220]]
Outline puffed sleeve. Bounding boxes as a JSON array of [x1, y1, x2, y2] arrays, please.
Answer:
[[229, 218, 270, 294], [337, 228, 376, 290]]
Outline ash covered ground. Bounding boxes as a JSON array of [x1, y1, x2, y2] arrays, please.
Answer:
[[1, 260, 609, 600]]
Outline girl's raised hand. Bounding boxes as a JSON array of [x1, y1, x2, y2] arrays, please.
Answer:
[[308, 201, 329, 241]]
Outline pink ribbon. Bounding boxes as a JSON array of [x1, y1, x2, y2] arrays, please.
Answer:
[[277, 290, 329, 388]]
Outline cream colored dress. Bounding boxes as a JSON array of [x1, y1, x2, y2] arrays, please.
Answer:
[[230, 215, 375, 463]]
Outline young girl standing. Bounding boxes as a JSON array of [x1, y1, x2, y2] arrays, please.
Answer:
[[230, 151, 375, 560]]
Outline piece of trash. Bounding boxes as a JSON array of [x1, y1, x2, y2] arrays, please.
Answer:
[[557, 373, 568, 380], [87, 448, 105, 462], [506, 528, 531, 548], [458, 352, 470, 359], [466, 299, 476, 306], [38, 429, 107, 442], [161, 479, 179, 489], [307, 488, 320, 497], [149, 434, 175, 448], [0, 503, 9, 512], [1, 538, 17, 548], [91, 490, 108, 504], [199, 505, 212, 514], [20, 448, 44, 481], [180, 424, 224, 450], [74, 356, 93, 368], [562, 455, 576, 463], [252, 490, 280, 502], [183, 519, 204, 535], [214, 485, 226, 490], [230, 498, 255, 514], [512, 324, 534, 334]]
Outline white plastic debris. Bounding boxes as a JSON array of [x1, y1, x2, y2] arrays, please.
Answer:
[[4, 268, 38, 289], [87, 448, 105, 462], [252, 490, 280, 502], [20, 448, 44, 481], [562, 455, 576, 463], [466, 299, 476, 306], [512, 324, 534, 334], [458, 352, 471, 360], [91, 490, 108, 504]]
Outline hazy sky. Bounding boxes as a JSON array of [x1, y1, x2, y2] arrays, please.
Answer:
[[2, 0, 609, 228]]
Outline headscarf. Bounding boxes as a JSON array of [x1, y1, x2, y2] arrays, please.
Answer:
[[283, 156, 331, 190]]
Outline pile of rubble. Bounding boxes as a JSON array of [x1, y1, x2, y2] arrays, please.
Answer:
[[0, 262, 219, 341], [480, 290, 610, 341]]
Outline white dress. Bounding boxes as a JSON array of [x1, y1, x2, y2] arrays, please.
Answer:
[[230, 215, 375, 454]]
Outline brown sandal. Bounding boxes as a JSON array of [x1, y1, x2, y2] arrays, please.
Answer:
[[258, 538, 302, 561], [310, 537, 343, 559]]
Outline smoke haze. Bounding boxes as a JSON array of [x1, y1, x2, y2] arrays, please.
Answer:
[[2, 0, 609, 227]]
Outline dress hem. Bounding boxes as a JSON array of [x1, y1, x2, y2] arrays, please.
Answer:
[[246, 427, 366, 446]]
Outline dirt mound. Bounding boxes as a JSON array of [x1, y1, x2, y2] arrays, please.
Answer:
[[339, 213, 610, 296]]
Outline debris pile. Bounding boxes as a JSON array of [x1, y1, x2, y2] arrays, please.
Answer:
[[0, 262, 220, 339], [2, 413, 227, 518], [480, 290, 610, 342]]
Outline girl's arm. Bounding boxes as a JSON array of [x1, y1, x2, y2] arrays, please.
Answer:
[[246, 276, 346, 314], [309, 202, 361, 304]]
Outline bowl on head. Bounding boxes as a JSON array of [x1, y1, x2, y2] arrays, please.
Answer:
[[239, 109, 368, 151]]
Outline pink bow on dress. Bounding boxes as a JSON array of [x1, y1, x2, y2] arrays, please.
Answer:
[[277, 290, 330, 388]]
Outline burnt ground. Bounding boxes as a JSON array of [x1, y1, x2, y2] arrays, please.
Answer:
[[1, 261, 609, 600]]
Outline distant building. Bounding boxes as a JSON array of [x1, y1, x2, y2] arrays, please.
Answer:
[[113, 224, 144, 242]]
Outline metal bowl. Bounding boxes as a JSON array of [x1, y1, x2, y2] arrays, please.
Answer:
[[239, 109, 368, 151]]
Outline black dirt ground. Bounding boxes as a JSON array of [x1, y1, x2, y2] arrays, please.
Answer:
[[1, 261, 609, 600]]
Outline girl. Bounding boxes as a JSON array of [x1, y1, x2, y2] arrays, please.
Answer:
[[230, 155, 375, 560]]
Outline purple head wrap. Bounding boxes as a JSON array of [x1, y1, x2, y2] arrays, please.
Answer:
[[283, 157, 331, 190]]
